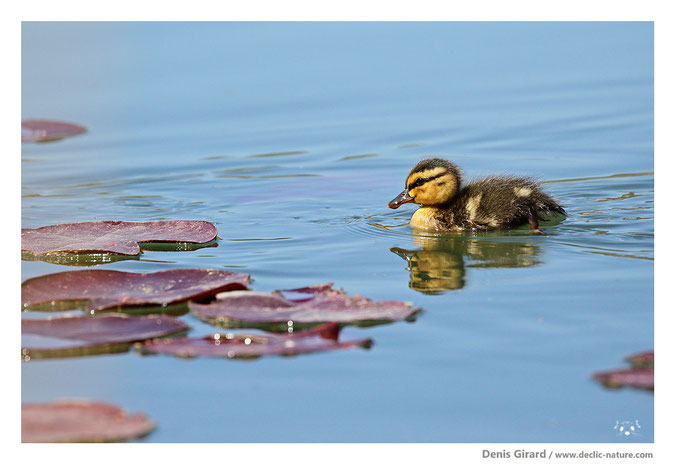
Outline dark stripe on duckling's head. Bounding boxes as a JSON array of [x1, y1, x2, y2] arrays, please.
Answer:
[[407, 172, 446, 190], [408, 157, 459, 176], [403, 158, 461, 207], [389, 157, 462, 209]]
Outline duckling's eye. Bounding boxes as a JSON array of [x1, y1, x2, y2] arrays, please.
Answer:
[[408, 172, 446, 191]]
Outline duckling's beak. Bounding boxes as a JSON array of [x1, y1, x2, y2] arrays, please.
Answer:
[[388, 190, 414, 209], [390, 247, 415, 261]]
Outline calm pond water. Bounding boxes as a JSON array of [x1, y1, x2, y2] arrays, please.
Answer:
[[21, 22, 653, 442]]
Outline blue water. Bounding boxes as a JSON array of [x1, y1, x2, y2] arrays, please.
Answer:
[[21, 22, 653, 442]]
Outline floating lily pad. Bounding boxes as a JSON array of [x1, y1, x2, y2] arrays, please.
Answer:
[[593, 351, 654, 391], [626, 350, 654, 368], [21, 251, 143, 267], [22, 400, 154, 442], [22, 220, 218, 257], [22, 119, 87, 143], [22, 268, 250, 313], [139, 322, 372, 359], [22, 314, 189, 360], [593, 368, 654, 391], [276, 283, 335, 302], [190, 283, 421, 331]]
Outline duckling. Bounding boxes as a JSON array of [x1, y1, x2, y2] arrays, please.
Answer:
[[388, 158, 565, 233]]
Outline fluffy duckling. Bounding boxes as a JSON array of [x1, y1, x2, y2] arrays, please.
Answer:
[[388, 158, 565, 233]]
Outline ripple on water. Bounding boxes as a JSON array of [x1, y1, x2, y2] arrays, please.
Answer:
[[337, 171, 653, 262], [247, 150, 307, 158], [550, 172, 653, 260], [337, 153, 380, 162]]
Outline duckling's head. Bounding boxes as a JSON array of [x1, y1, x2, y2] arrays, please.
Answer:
[[388, 158, 461, 208]]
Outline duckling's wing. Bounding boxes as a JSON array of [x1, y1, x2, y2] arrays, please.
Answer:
[[461, 177, 565, 228]]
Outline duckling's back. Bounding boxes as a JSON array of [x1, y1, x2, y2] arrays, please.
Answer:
[[451, 176, 565, 230]]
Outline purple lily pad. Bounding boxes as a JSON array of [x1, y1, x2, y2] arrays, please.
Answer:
[[22, 220, 218, 256], [593, 350, 654, 391], [626, 350, 654, 368], [190, 283, 421, 330], [22, 314, 189, 360], [593, 368, 654, 391], [22, 400, 154, 442], [22, 268, 250, 313], [139, 322, 371, 359], [22, 119, 87, 143]]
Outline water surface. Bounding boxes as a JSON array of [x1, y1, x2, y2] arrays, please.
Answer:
[[22, 22, 653, 442]]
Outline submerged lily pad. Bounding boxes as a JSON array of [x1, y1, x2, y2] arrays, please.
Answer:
[[190, 283, 421, 331], [21, 251, 143, 267], [22, 119, 87, 143], [22, 268, 250, 313], [593, 351, 654, 391], [22, 314, 189, 360], [139, 322, 372, 359], [22, 400, 154, 442], [22, 220, 218, 257]]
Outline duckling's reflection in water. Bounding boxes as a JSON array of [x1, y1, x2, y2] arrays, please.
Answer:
[[391, 234, 542, 294]]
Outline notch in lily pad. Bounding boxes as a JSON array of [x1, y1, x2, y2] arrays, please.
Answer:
[[22, 313, 189, 361], [593, 350, 654, 391], [22, 119, 87, 143], [138, 322, 372, 359], [22, 220, 219, 264], [22, 400, 154, 442], [189, 283, 422, 331], [22, 268, 250, 314]]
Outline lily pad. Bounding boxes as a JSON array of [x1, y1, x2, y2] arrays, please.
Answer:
[[626, 350, 654, 368], [138, 322, 372, 359], [22, 314, 189, 360], [22, 268, 250, 313], [190, 283, 421, 331], [276, 283, 335, 302], [593, 351, 654, 391], [22, 220, 218, 257], [22, 119, 87, 143], [22, 400, 154, 442], [593, 368, 654, 391], [21, 251, 143, 267]]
